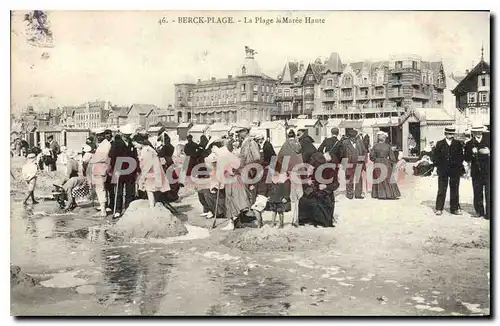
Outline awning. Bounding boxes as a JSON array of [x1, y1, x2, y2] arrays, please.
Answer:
[[372, 117, 400, 127], [338, 120, 363, 129]]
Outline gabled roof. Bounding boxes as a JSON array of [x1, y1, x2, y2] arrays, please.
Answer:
[[280, 62, 299, 83], [323, 53, 343, 74], [452, 59, 490, 94], [130, 104, 157, 115], [310, 63, 326, 81]]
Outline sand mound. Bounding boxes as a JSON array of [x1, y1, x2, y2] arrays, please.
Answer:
[[11, 265, 39, 288], [222, 224, 337, 252], [111, 200, 188, 239]]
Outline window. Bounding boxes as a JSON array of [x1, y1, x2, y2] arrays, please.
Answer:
[[261, 85, 265, 93], [481, 107, 489, 115], [308, 75, 314, 81], [469, 107, 477, 115], [468, 92, 477, 103], [481, 76, 486, 87], [376, 101, 384, 108], [325, 90, 334, 98], [283, 103, 290, 111], [376, 88, 384, 96], [305, 87, 314, 95], [395, 61, 403, 69], [326, 79, 333, 86], [342, 89, 352, 97], [294, 88, 299, 95], [343, 75, 352, 86], [177, 90, 182, 97], [266, 86, 270, 93], [363, 77, 368, 85], [479, 92, 488, 103], [241, 95, 247, 102], [277, 88, 282, 94], [242, 66, 246, 75], [253, 84, 258, 92], [284, 89, 290, 97], [412, 61, 418, 70], [241, 84, 246, 92], [253, 95, 258, 102]]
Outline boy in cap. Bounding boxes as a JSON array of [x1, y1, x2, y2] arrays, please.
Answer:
[[22, 152, 39, 205], [433, 127, 464, 216]]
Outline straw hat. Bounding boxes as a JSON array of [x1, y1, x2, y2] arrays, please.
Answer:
[[444, 126, 456, 134], [233, 121, 252, 133], [93, 127, 105, 135], [470, 122, 487, 133], [120, 123, 137, 135], [27, 153, 36, 159]]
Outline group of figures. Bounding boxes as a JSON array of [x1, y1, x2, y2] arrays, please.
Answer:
[[188, 124, 404, 230], [21, 124, 181, 217]]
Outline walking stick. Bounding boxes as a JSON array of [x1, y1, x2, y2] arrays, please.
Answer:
[[113, 173, 120, 217], [211, 182, 221, 229]]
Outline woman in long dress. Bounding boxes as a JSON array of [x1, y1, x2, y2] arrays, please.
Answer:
[[370, 132, 401, 200], [132, 134, 170, 208]]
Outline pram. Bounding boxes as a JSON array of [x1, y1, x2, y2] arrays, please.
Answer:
[[413, 155, 434, 176], [52, 181, 91, 210]]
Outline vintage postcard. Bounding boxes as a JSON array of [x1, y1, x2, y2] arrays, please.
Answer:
[[10, 10, 490, 316]]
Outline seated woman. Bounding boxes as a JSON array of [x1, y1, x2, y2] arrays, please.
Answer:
[[298, 152, 339, 227], [413, 144, 434, 176]]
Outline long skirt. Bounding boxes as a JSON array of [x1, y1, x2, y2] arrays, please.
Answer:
[[298, 189, 335, 227], [371, 159, 401, 199], [198, 188, 225, 217], [225, 174, 252, 218]]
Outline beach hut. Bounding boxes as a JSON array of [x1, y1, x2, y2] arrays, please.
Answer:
[[177, 122, 193, 141], [294, 118, 324, 144], [209, 122, 232, 139], [163, 121, 179, 133], [188, 124, 211, 143], [64, 128, 91, 153], [147, 125, 166, 137], [252, 121, 287, 150]]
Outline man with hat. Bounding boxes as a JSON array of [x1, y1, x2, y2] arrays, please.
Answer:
[[297, 129, 318, 164], [89, 128, 111, 217], [433, 126, 464, 216], [47, 135, 60, 171], [108, 124, 139, 218], [318, 127, 342, 164], [464, 123, 490, 219], [235, 122, 261, 203], [340, 128, 368, 199]]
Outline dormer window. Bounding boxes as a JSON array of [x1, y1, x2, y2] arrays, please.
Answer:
[[242, 66, 246, 75], [395, 61, 403, 69], [326, 79, 333, 86], [308, 75, 314, 81]]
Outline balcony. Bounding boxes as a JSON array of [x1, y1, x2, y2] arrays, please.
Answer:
[[323, 85, 336, 90], [389, 91, 404, 98], [412, 92, 429, 100], [358, 82, 371, 88], [391, 79, 402, 85], [304, 93, 314, 100], [341, 94, 353, 100], [357, 93, 369, 100], [323, 97, 336, 102], [293, 95, 303, 101], [341, 84, 353, 89], [372, 93, 386, 99]]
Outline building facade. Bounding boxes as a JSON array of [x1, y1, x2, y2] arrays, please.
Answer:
[[74, 101, 112, 129], [273, 53, 446, 121], [174, 47, 277, 124], [451, 50, 490, 127]]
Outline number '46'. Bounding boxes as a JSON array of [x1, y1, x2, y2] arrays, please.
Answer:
[[158, 17, 167, 25]]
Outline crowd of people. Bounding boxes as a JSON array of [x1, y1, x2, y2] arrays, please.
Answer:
[[17, 120, 490, 228]]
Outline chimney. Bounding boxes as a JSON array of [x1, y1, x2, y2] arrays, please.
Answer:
[[197, 79, 201, 84], [465, 69, 470, 75], [228, 75, 232, 80], [211, 77, 216, 82]]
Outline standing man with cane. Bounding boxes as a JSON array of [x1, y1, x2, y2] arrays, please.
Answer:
[[90, 128, 112, 217]]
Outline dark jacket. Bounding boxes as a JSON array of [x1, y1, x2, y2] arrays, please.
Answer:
[[318, 136, 341, 163], [464, 136, 490, 177], [108, 136, 139, 182], [299, 135, 317, 164], [262, 140, 276, 166], [184, 140, 199, 157], [277, 139, 303, 174], [266, 180, 291, 203], [433, 138, 464, 177], [341, 137, 367, 164]]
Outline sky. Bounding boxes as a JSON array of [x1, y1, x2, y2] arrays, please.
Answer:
[[10, 10, 490, 111]]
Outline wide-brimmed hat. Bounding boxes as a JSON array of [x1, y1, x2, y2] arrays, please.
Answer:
[[206, 137, 224, 149], [233, 121, 251, 133], [93, 127, 105, 135], [120, 123, 137, 135], [27, 153, 36, 159], [444, 127, 456, 134], [82, 145, 92, 153]]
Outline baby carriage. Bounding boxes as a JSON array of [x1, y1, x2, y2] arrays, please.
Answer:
[[52, 181, 91, 210]]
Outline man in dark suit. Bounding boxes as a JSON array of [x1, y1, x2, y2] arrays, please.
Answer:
[[433, 127, 464, 216], [297, 129, 318, 164], [341, 129, 368, 199], [318, 127, 342, 163], [108, 124, 139, 218], [261, 137, 276, 167], [464, 124, 490, 219]]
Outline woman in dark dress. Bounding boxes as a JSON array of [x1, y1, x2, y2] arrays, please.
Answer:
[[370, 132, 401, 199], [298, 152, 339, 227], [157, 133, 181, 203]]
